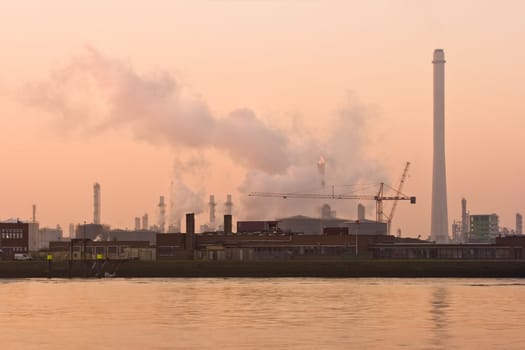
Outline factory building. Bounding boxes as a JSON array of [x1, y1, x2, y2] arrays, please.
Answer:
[[469, 214, 499, 243], [38, 226, 64, 251], [0, 220, 29, 258], [276, 215, 386, 236], [72, 224, 158, 245], [49, 240, 155, 261]]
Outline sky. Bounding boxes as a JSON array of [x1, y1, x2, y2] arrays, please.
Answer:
[[1, 1, 524, 237]]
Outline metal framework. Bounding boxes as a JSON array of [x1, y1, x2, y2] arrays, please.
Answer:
[[249, 182, 416, 223]]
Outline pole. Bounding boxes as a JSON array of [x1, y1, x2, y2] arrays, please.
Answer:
[[355, 220, 359, 256]]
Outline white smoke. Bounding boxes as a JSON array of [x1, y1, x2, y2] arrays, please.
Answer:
[[22, 48, 387, 222], [239, 93, 387, 220], [168, 174, 205, 227], [22, 47, 289, 175]]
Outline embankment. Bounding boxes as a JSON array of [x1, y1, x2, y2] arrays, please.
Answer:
[[1, 259, 525, 278]]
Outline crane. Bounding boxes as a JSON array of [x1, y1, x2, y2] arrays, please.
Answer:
[[249, 182, 416, 223], [386, 162, 411, 234]]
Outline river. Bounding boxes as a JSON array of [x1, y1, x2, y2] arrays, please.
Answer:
[[1, 278, 524, 349]]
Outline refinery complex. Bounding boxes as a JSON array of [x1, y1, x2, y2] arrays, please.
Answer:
[[1, 49, 524, 269]]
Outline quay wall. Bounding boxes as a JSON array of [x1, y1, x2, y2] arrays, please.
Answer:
[[1, 260, 525, 278]]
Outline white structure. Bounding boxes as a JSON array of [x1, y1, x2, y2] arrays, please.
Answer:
[[28, 222, 39, 252], [39, 226, 63, 250], [357, 203, 366, 221], [93, 183, 101, 225], [209, 195, 216, 228], [134, 217, 141, 231], [158, 196, 166, 233], [431, 49, 449, 243], [142, 213, 149, 231], [461, 197, 469, 240]]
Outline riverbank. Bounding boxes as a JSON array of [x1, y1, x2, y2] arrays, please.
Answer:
[[1, 259, 525, 278]]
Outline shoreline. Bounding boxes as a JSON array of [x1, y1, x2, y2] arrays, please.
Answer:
[[1, 260, 525, 278]]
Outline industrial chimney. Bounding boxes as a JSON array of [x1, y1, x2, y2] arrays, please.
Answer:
[[185, 213, 195, 251], [357, 203, 365, 221], [93, 183, 101, 225], [430, 49, 449, 243], [224, 214, 233, 234], [209, 195, 216, 228], [461, 198, 469, 241], [142, 213, 149, 231], [32, 204, 36, 223], [225, 194, 233, 215], [158, 196, 166, 233], [517, 213, 523, 235]]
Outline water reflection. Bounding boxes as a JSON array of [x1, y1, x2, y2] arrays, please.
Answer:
[[429, 286, 450, 349]]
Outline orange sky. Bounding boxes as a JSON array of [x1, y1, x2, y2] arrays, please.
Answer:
[[1, 1, 524, 236]]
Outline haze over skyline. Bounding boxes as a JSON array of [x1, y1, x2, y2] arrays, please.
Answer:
[[1, 1, 524, 236]]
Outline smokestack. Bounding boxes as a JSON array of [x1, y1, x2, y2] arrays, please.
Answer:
[[158, 196, 166, 233], [186, 213, 195, 235], [32, 204, 36, 222], [134, 217, 141, 231], [93, 183, 101, 225], [461, 198, 468, 240], [142, 213, 149, 231], [357, 203, 365, 221], [431, 49, 449, 243], [185, 213, 195, 251], [317, 155, 326, 188], [224, 214, 232, 234], [209, 195, 216, 228], [225, 194, 233, 215], [517, 213, 523, 235]]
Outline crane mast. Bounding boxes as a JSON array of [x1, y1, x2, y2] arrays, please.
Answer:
[[387, 162, 411, 234]]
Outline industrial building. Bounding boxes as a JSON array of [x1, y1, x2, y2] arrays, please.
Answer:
[[38, 226, 64, 251], [0, 220, 29, 258], [74, 223, 158, 244], [49, 240, 155, 261], [469, 214, 499, 243]]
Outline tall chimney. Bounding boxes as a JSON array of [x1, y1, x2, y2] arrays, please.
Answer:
[[142, 213, 149, 231], [186, 213, 195, 235], [461, 198, 468, 240], [209, 195, 216, 228], [93, 183, 101, 225], [224, 214, 233, 234], [185, 213, 195, 251], [431, 49, 449, 243], [517, 213, 523, 235], [357, 203, 365, 221], [32, 204, 36, 222], [158, 196, 166, 233], [225, 194, 233, 215]]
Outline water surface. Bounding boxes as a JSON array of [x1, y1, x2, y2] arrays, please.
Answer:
[[1, 278, 523, 349]]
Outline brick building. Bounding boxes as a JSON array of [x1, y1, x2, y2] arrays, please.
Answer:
[[0, 221, 29, 258]]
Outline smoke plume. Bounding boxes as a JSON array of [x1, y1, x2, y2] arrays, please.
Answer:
[[22, 47, 289, 175], [22, 48, 387, 222], [239, 93, 387, 220]]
